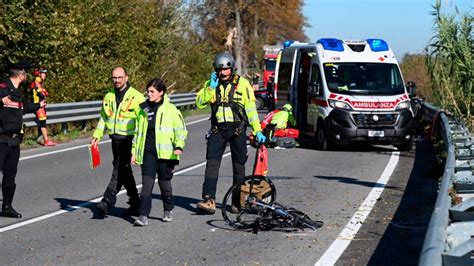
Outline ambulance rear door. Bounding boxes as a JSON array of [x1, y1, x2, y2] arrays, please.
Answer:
[[275, 47, 298, 109], [306, 57, 326, 133]]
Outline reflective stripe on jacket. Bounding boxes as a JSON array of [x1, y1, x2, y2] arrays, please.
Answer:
[[132, 94, 188, 165], [92, 86, 145, 140], [195, 75, 261, 134]]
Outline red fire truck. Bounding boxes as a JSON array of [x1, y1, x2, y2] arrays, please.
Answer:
[[262, 45, 281, 89]]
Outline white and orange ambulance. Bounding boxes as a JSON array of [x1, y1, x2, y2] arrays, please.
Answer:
[[274, 38, 415, 150]]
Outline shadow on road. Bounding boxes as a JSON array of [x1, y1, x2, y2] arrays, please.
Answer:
[[367, 140, 441, 265], [54, 198, 134, 223], [151, 194, 201, 213], [313, 175, 401, 190], [297, 135, 415, 159]]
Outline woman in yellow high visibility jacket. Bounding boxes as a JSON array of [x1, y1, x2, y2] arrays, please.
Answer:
[[131, 78, 187, 226]]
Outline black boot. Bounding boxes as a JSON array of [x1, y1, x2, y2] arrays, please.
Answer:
[[2, 184, 21, 218], [95, 201, 109, 218], [2, 205, 22, 218]]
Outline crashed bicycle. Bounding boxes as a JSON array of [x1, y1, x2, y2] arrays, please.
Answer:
[[221, 144, 324, 232]]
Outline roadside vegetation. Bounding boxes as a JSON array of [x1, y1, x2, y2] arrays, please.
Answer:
[[427, 0, 472, 128], [0, 0, 306, 102], [400, 1, 472, 128]]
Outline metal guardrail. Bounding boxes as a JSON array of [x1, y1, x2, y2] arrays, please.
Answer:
[[23, 93, 197, 128], [418, 100, 474, 265]]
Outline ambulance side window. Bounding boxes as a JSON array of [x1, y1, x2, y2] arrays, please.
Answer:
[[309, 63, 323, 97]]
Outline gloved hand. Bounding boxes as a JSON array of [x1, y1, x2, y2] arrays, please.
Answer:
[[209, 72, 219, 89], [256, 131, 266, 144]]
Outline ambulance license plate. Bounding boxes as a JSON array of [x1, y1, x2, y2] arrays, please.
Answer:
[[368, 130, 384, 137]]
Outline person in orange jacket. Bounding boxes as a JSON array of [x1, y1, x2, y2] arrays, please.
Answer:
[[31, 66, 56, 146]]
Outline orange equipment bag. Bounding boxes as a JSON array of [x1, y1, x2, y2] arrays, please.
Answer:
[[274, 128, 299, 139]]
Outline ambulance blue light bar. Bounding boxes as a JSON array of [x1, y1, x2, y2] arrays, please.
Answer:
[[367, 39, 389, 52], [317, 38, 344, 52]]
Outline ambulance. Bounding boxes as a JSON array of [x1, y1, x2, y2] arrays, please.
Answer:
[[274, 38, 415, 150]]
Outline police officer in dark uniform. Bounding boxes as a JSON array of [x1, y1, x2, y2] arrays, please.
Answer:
[[0, 60, 45, 218]]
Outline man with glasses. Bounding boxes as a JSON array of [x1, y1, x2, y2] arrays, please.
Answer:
[[195, 52, 266, 214], [91, 66, 145, 218], [0, 60, 46, 218]]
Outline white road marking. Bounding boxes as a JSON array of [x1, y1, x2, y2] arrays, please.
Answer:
[[0, 116, 211, 232], [0, 152, 231, 233], [20, 141, 111, 161], [186, 117, 210, 126], [315, 151, 400, 266], [19, 117, 209, 161]]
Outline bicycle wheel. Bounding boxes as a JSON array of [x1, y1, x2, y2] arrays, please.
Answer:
[[287, 208, 324, 230], [221, 175, 276, 229]]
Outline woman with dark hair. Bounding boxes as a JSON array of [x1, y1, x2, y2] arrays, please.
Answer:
[[131, 78, 187, 226]]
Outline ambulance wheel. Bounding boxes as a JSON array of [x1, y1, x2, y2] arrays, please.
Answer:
[[314, 123, 330, 150], [256, 97, 265, 110]]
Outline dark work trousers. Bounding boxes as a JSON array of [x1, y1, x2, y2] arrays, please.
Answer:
[[0, 142, 20, 208], [102, 136, 140, 209], [202, 127, 248, 200], [139, 151, 175, 216]]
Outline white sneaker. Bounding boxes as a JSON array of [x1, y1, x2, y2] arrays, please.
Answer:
[[163, 211, 172, 222], [134, 215, 148, 226]]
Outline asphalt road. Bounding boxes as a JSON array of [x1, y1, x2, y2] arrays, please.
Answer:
[[0, 113, 432, 265]]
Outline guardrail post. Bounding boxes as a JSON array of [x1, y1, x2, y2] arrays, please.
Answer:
[[81, 120, 87, 131], [61, 122, 68, 134]]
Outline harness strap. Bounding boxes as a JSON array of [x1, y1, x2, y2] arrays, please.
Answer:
[[210, 74, 248, 133]]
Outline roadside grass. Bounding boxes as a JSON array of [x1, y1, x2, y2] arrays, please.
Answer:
[[21, 120, 98, 149], [181, 105, 210, 118]]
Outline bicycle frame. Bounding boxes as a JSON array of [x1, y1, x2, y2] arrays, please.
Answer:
[[247, 195, 318, 231]]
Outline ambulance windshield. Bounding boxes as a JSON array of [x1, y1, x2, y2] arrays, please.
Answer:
[[323, 63, 404, 95]]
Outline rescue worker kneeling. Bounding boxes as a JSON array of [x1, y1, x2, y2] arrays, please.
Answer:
[[195, 52, 266, 214], [253, 103, 298, 148], [268, 103, 295, 132]]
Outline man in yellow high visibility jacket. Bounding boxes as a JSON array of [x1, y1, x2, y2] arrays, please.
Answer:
[[91, 66, 145, 218], [195, 52, 266, 214]]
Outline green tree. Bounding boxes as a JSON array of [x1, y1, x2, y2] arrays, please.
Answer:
[[1, 0, 212, 102], [195, 0, 307, 76], [400, 54, 432, 100]]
